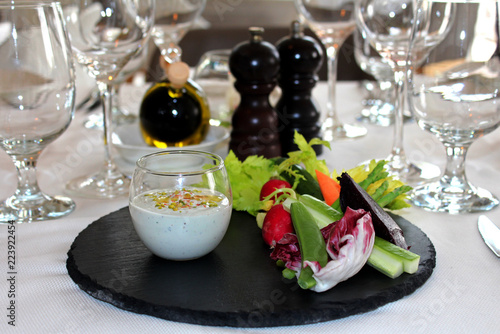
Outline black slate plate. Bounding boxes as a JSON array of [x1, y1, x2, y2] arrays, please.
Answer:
[[67, 207, 436, 328]]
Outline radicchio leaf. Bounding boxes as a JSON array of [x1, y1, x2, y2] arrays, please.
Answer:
[[270, 233, 302, 272], [306, 207, 375, 292]]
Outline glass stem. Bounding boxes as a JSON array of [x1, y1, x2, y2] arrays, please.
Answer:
[[441, 144, 471, 190], [388, 68, 409, 169], [12, 155, 43, 203], [112, 82, 137, 126], [97, 81, 119, 177], [380, 80, 395, 108], [111, 84, 121, 115], [325, 45, 341, 127]]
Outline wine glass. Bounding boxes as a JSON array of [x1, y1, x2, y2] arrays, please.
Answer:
[[408, 0, 500, 213], [295, 0, 367, 141], [63, 0, 155, 198], [83, 46, 149, 129], [354, 29, 396, 126], [356, 0, 441, 184], [152, 0, 206, 64], [0, 1, 75, 222], [111, 47, 149, 125]]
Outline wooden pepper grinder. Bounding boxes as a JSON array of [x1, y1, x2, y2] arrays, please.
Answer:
[[229, 27, 281, 160], [276, 21, 324, 155]]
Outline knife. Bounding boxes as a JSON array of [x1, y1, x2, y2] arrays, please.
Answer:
[[478, 215, 500, 257]]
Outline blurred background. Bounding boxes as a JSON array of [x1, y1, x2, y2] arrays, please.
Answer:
[[146, 0, 372, 82]]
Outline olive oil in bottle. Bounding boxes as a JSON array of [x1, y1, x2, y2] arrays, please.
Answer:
[[139, 61, 210, 148]]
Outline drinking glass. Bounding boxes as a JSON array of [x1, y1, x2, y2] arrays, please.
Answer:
[[63, 0, 155, 198], [193, 49, 235, 125], [111, 47, 149, 125], [295, 0, 368, 141], [83, 47, 149, 129], [129, 150, 232, 260], [356, 0, 441, 183], [408, 0, 499, 213], [354, 29, 396, 126], [0, 1, 75, 222], [153, 0, 206, 64], [193, 49, 231, 81]]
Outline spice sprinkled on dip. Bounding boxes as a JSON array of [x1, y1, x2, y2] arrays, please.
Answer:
[[145, 188, 223, 212], [129, 187, 232, 260]]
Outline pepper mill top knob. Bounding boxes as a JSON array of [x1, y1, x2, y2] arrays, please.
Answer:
[[290, 20, 302, 37], [249, 26, 264, 42], [229, 27, 280, 85], [276, 20, 323, 79]]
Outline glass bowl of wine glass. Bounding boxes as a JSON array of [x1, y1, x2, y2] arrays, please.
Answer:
[[0, 1, 75, 222], [63, 0, 155, 199], [408, 0, 500, 213]]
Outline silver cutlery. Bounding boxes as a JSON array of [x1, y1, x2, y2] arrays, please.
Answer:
[[478, 215, 500, 257]]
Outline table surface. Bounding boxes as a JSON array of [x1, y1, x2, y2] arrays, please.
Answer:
[[1, 81, 499, 333]]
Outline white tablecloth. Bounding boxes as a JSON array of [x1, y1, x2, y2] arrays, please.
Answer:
[[1, 82, 499, 333]]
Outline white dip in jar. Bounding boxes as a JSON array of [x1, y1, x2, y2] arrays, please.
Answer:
[[130, 186, 232, 260]]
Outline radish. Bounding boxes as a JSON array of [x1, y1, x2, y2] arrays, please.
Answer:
[[259, 179, 292, 202], [262, 204, 294, 247]]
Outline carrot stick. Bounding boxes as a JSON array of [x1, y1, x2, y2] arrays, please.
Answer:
[[315, 169, 341, 206]]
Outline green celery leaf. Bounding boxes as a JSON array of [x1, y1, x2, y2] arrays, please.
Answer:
[[224, 151, 277, 216], [281, 132, 331, 178]]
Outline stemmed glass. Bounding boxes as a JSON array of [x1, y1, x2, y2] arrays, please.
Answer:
[[408, 0, 499, 213], [295, 0, 368, 141], [64, 0, 155, 198], [356, 0, 441, 183], [354, 29, 396, 126], [0, 1, 75, 222], [111, 47, 149, 125], [152, 0, 206, 64], [83, 47, 149, 129]]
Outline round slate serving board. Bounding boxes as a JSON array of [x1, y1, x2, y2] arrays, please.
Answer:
[[67, 207, 436, 328]]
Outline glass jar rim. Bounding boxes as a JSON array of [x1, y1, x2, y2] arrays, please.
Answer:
[[135, 150, 225, 176]]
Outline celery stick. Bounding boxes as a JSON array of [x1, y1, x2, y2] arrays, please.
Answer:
[[370, 180, 389, 202], [359, 160, 387, 189], [377, 185, 413, 208], [367, 246, 404, 279], [374, 236, 420, 274]]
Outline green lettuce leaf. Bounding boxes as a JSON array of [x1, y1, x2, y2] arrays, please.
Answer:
[[225, 151, 276, 216]]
